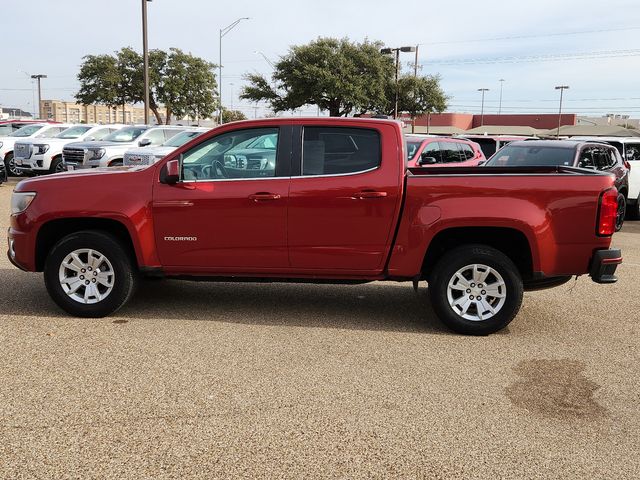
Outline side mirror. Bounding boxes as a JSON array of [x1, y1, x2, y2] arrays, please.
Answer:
[[138, 138, 152, 147], [419, 154, 438, 165], [160, 159, 180, 184]]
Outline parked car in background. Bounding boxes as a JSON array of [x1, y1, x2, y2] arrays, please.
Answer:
[[458, 135, 531, 158], [0, 120, 54, 137], [8, 118, 622, 335], [63, 125, 186, 169], [571, 136, 640, 218], [1, 123, 72, 177], [486, 140, 629, 230], [123, 128, 208, 166], [406, 135, 486, 167], [14, 124, 124, 175]]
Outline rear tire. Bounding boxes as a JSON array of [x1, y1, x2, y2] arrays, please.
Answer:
[[428, 244, 523, 335], [44, 231, 137, 317], [615, 194, 626, 231]]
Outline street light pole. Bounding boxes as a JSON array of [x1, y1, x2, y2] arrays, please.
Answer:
[[30, 74, 47, 119], [142, 0, 151, 125], [478, 88, 489, 126], [380, 46, 416, 120], [219, 17, 249, 125], [498, 79, 505, 115], [555, 85, 570, 139]]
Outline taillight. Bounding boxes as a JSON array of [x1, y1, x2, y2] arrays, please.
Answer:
[[597, 188, 618, 236], [624, 160, 631, 170]]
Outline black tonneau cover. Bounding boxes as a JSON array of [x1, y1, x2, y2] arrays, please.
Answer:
[[407, 165, 610, 176]]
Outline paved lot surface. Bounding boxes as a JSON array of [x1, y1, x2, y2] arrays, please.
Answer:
[[0, 178, 639, 479]]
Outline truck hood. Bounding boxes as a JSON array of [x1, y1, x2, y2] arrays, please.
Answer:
[[14, 165, 149, 191], [65, 140, 136, 149]]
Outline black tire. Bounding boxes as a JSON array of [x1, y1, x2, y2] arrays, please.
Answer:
[[615, 194, 626, 231], [5, 152, 23, 177], [628, 198, 640, 220], [49, 156, 65, 174], [108, 159, 123, 167], [428, 244, 524, 335], [44, 231, 137, 317]]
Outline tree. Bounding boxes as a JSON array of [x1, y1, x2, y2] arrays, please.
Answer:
[[76, 47, 218, 124], [222, 109, 247, 123], [241, 37, 394, 117], [391, 74, 448, 119]]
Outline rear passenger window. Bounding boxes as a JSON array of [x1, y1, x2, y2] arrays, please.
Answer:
[[458, 143, 475, 160], [593, 147, 614, 170], [302, 127, 380, 175]]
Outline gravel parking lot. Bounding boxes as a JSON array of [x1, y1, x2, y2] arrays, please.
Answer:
[[1, 179, 638, 479]]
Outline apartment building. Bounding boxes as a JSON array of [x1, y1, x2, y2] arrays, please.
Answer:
[[40, 100, 167, 124]]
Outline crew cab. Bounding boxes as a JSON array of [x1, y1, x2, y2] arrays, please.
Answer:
[[123, 128, 208, 166], [1, 123, 70, 177], [406, 135, 485, 167], [14, 124, 124, 175], [8, 118, 622, 335], [62, 125, 186, 169]]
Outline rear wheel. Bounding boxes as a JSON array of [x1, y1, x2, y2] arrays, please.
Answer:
[[44, 231, 137, 317], [615, 194, 626, 231], [428, 244, 523, 335], [5, 152, 23, 177]]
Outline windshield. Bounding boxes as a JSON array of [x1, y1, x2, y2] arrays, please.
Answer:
[[163, 130, 204, 148], [55, 126, 92, 139], [406, 140, 422, 160], [9, 124, 44, 137], [487, 145, 575, 166], [102, 126, 147, 142]]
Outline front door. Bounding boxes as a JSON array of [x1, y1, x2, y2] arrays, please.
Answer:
[[153, 126, 291, 272]]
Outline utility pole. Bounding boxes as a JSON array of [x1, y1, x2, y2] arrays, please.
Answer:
[[498, 79, 505, 115], [412, 45, 419, 133], [142, 0, 151, 125], [380, 46, 416, 119], [30, 74, 47, 119], [478, 88, 489, 126], [219, 17, 250, 125], [555, 85, 570, 139]]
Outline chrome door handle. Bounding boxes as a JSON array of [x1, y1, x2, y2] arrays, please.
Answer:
[[249, 193, 281, 202], [353, 191, 387, 199]]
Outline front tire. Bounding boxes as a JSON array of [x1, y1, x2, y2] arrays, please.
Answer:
[[50, 156, 65, 174], [5, 152, 23, 177], [428, 244, 523, 335], [44, 231, 137, 317]]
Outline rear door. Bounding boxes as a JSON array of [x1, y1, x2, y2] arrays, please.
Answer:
[[287, 124, 402, 273]]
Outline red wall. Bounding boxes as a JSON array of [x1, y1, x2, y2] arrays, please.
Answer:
[[411, 113, 576, 129]]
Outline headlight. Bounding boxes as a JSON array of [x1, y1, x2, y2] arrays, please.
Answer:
[[34, 144, 50, 154], [10, 192, 37, 215], [87, 148, 105, 160]]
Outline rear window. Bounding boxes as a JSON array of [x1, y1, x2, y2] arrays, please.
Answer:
[[302, 127, 380, 176], [487, 145, 575, 166]]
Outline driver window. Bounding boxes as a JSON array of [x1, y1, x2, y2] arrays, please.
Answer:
[[578, 147, 595, 168], [181, 127, 279, 181]]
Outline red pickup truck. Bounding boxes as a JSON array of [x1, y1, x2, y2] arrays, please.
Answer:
[[7, 118, 622, 335]]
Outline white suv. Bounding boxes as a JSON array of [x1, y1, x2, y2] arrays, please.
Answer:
[[123, 128, 208, 166], [1, 123, 72, 177], [572, 136, 640, 218], [63, 125, 186, 169], [14, 124, 124, 175]]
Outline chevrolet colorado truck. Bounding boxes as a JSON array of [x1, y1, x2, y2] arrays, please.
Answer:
[[7, 118, 622, 335]]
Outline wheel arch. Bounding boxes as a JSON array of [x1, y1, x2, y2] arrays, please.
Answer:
[[421, 226, 534, 281], [35, 218, 139, 272]]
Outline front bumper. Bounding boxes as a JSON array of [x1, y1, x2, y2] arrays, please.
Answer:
[[589, 248, 622, 284]]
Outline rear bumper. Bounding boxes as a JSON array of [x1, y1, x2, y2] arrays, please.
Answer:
[[589, 248, 622, 284]]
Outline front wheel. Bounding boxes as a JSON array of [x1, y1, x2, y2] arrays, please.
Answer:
[[44, 231, 137, 317], [428, 244, 524, 335], [50, 156, 65, 174], [5, 153, 23, 177]]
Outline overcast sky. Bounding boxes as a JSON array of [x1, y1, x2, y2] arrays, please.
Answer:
[[3, 0, 639, 118]]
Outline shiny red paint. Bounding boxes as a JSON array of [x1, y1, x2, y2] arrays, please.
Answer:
[[8, 117, 618, 285]]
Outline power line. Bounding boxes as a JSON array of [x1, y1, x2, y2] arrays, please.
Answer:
[[420, 26, 640, 46], [426, 49, 640, 65]]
